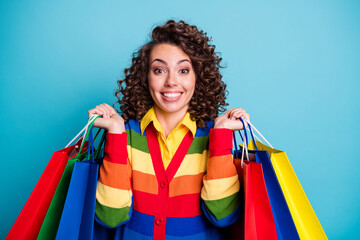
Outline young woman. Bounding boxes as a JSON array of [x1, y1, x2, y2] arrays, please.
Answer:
[[88, 20, 249, 240]]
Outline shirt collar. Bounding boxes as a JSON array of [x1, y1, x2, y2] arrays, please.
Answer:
[[140, 106, 197, 136]]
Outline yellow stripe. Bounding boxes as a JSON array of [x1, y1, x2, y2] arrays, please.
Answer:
[[201, 175, 240, 201], [96, 181, 132, 208], [127, 145, 132, 164], [174, 152, 208, 178], [129, 147, 155, 175], [128, 147, 207, 177]]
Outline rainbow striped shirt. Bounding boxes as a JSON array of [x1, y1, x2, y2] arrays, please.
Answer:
[[95, 119, 240, 239]]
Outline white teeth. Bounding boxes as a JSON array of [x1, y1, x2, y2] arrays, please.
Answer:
[[163, 93, 181, 98]]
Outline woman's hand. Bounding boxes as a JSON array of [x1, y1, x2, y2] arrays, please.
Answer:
[[214, 108, 250, 130], [88, 103, 125, 134]]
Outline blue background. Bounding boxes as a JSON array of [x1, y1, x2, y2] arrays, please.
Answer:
[[1, 0, 359, 239]]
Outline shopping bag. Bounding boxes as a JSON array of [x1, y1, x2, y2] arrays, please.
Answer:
[[36, 148, 89, 240], [56, 125, 104, 240], [249, 140, 327, 240], [233, 159, 278, 240], [242, 120, 300, 240], [230, 129, 277, 240], [37, 116, 102, 240], [6, 138, 86, 240], [243, 117, 327, 240]]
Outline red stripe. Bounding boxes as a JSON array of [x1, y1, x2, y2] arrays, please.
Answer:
[[104, 132, 128, 164], [167, 193, 201, 217], [209, 128, 232, 157], [132, 190, 157, 215], [132, 190, 201, 218]]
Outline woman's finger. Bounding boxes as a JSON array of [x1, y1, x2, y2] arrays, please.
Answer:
[[88, 108, 103, 118], [102, 103, 117, 115], [97, 105, 110, 118], [93, 106, 104, 117], [233, 111, 249, 119], [227, 108, 238, 120], [229, 108, 246, 120]]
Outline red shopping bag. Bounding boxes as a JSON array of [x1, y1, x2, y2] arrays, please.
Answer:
[[231, 158, 278, 240], [6, 139, 87, 240]]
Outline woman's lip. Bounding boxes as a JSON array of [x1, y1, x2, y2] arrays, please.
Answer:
[[160, 92, 183, 102]]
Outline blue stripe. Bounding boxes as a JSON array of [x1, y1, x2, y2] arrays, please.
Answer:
[[194, 127, 210, 137], [165, 227, 222, 240], [126, 119, 144, 135], [206, 120, 214, 129], [125, 210, 154, 236], [194, 120, 213, 137], [93, 219, 124, 239], [123, 226, 153, 240], [127, 119, 214, 138], [165, 215, 209, 236], [93, 219, 153, 240]]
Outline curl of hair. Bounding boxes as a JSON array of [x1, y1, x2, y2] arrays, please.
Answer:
[[114, 20, 228, 127]]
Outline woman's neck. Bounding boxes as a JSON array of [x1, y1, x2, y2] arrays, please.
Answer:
[[153, 106, 188, 138]]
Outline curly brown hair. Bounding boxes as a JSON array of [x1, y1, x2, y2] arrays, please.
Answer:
[[114, 19, 228, 127]]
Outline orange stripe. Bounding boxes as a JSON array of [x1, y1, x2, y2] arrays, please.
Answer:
[[132, 170, 158, 195], [98, 160, 131, 190], [205, 155, 238, 180], [169, 173, 204, 197]]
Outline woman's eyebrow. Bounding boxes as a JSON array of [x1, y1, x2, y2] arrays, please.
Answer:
[[177, 59, 191, 64], [151, 59, 191, 65], [151, 59, 167, 65]]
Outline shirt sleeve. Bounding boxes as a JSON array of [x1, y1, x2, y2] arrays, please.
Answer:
[[200, 128, 241, 227], [95, 131, 133, 228]]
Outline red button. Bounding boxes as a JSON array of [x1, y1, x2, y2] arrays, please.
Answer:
[[160, 181, 168, 188], [155, 218, 163, 226]]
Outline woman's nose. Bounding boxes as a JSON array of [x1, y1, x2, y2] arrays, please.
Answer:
[[165, 71, 178, 86]]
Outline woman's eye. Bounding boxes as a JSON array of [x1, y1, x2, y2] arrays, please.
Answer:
[[180, 69, 189, 74], [154, 68, 164, 74]]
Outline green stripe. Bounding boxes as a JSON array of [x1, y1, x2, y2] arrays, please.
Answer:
[[204, 192, 240, 220], [126, 129, 150, 153], [95, 201, 131, 227], [188, 136, 208, 154], [127, 128, 209, 155]]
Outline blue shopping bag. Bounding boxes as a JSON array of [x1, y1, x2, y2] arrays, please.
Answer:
[[235, 118, 300, 240], [56, 124, 105, 240]]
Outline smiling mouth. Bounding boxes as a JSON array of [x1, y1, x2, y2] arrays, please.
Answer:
[[161, 92, 182, 98]]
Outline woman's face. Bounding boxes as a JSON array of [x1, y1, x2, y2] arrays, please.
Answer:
[[148, 43, 196, 118]]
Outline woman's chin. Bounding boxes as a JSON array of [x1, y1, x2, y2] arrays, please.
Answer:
[[155, 104, 189, 116]]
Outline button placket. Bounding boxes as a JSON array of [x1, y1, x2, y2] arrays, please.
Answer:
[[146, 124, 194, 240], [153, 180, 168, 238]]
